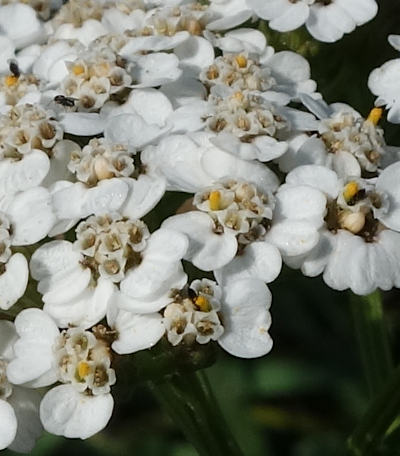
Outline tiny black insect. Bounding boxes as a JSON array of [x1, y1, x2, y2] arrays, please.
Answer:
[[8, 59, 20, 78], [54, 95, 76, 107]]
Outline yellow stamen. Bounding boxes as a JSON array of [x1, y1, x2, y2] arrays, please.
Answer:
[[209, 190, 221, 211], [72, 64, 85, 76], [5, 75, 18, 87], [77, 361, 91, 379], [367, 107, 383, 126], [343, 181, 359, 202], [233, 91, 244, 102], [195, 295, 211, 312], [235, 55, 247, 68]]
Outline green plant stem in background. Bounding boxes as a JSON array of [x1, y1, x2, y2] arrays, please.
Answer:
[[350, 290, 394, 396], [348, 364, 400, 456], [149, 370, 245, 456]]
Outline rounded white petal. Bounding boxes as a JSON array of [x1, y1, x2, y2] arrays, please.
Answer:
[[267, 220, 319, 257], [174, 36, 214, 74], [111, 310, 164, 354], [120, 175, 166, 220], [376, 162, 400, 231], [0, 151, 50, 199], [59, 113, 105, 136], [0, 4, 44, 48], [215, 242, 282, 286], [218, 279, 273, 358], [7, 309, 59, 386], [286, 165, 340, 199], [40, 385, 113, 439], [162, 212, 238, 271], [0, 399, 17, 450], [131, 52, 181, 87], [201, 147, 280, 194], [275, 184, 327, 227], [54, 20, 107, 47], [44, 278, 114, 329], [0, 253, 28, 310], [8, 187, 55, 245], [30, 240, 81, 281]]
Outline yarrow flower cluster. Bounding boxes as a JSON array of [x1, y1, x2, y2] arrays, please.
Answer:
[[0, 0, 391, 451]]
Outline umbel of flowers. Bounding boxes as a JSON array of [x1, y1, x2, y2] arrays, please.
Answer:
[[0, 0, 395, 451]]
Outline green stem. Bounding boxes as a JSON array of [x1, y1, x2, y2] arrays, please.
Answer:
[[350, 290, 393, 396], [149, 370, 244, 456], [348, 364, 400, 456]]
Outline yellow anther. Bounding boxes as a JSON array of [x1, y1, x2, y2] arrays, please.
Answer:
[[195, 295, 211, 312], [72, 64, 85, 76], [367, 107, 383, 126], [208, 190, 221, 211], [343, 181, 359, 202], [5, 75, 18, 87], [77, 361, 91, 379], [233, 91, 244, 102], [235, 54, 247, 68]]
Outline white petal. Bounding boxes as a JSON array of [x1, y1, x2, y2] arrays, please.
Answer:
[[0, 400, 17, 450], [141, 135, 211, 193], [8, 187, 55, 245], [0, 253, 28, 310], [376, 162, 400, 231], [201, 147, 280, 194], [59, 113, 105, 136], [44, 278, 114, 329], [0, 151, 50, 199], [274, 184, 326, 227], [0, 4, 44, 48], [162, 212, 238, 271], [131, 52, 181, 87], [40, 385, 113, 439], [7, 309, 59, 386], [30, 240, 81, 281], [215, 242, 282, 285], [286, 165, 340, 199], [54, 20, 107, 47], [267, 220, 319, 257], [105, 113, 170, 149], [111, 310, 164, 354], [174, 36, 214, 75], [42, 267, 92, 306], [120, 175, 165, 219], [218, 278, 273, 358]]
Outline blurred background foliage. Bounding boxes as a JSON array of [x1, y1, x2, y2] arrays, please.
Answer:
[[5, 0, 400, 455]]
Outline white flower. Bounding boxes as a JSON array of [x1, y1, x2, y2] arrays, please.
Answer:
[[7, 309, 115, 439], [279, 162, 400, 295], [112, 277, 273, 359], [163, 179, 282, 281], [49, 137, 165, 230], [203, 85, 318, 162], [200, 48, 317, 103], [0, 320, 43, 452], [369, 35, 400, 124], [248, 0, 378, 43], [279, 94, 399, 176]]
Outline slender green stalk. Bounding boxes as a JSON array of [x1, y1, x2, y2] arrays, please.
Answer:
[[348, 364, 400, 456], [149, 370, 244, 456], [350, 290, 393, 396]]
